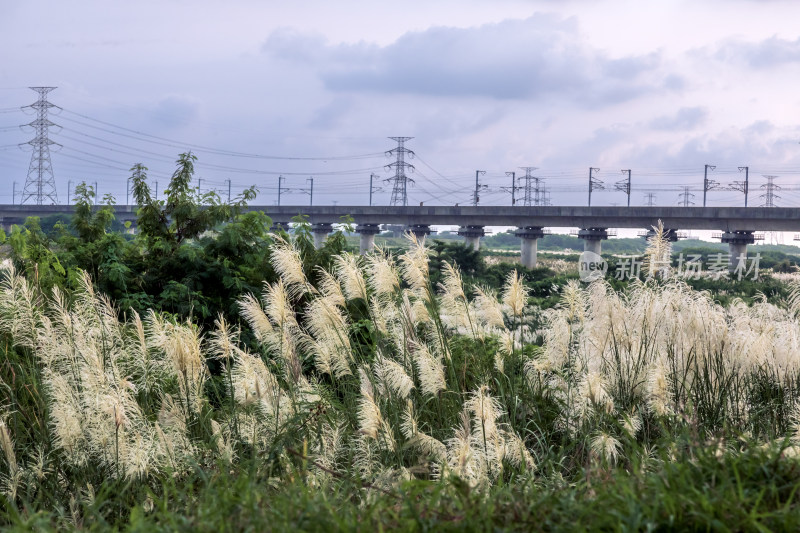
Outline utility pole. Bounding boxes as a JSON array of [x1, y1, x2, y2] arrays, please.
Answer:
[[67, 180, 72, 204], [369, 173, 383, 206], [644, 193, 656, 206], [615, 169, 631, 207], [505, 171, 516, 205], [732, 166, 749, 207], [198, 177, 202, 195], [278, 175, 284, 206], [307, 177, 314, 206], [12, 182, 17, 205], [473, 170, 487, 206], [588, 167, 603, 207], [94, 182, 98, 205], [760, 175, 780, 207], [678, 186, 695, 207], [226, 179, 231, 203], [702, 164, 717, 207], [154, 180, 158, 201], [385, 137, 415, 206], [21, 87, 60, 205]]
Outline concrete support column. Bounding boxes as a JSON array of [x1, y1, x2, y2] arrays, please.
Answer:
[[577, 228, 609, 256], [405, 224, 432, 240], [515, 226, 545, 268], [311, 222, 333, 249], [642, 228, 680, 242], [272, 221, 291, 234], [457, 225, 485, 251], [355, 224, 381, 255], [719, 231, 755, 272]]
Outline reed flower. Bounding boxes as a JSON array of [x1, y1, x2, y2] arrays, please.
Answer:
[[410, 341, 446, 396], [335, 253, 368, 302], [269, 234, 310, 298], [502, 270, 528, 318], [366, 248, 400, 297], [590, 432, 621, 465]]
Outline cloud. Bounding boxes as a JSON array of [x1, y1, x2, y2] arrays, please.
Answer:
[[649, 107, 708, 131], [715, 35, 800, 68], [152, 95, 201, 129], [264, 15, 668, 106]]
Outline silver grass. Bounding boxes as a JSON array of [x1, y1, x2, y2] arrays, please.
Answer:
[[590, 432, 622, 465], [410, 341, 446, 396], [269, 234, 310, 299], [357, 368, 396, 451], [502, 429, 536, 471], [444, 409, 487, 488], [366, 249, 400, 297], [0, 261, 41, 349], [335, 253, 368, 302], [237, 293, 274, 343], [502, 269, 529, 318], [375, 356, 415, 399], [472, 285, 506, 331], [0, 417, 18, 481], [401, 401, 447, 459], [316, 267, 346, 308], [643, 220, 672, 279], [399, 233, 431, 295]]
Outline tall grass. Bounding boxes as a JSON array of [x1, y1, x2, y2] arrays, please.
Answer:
[[1, 230, 800, 528]]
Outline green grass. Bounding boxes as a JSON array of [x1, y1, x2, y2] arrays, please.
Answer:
[[5, 436, 800, 531]]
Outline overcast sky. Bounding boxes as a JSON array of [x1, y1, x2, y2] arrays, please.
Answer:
[[1, 0, 800, 209]]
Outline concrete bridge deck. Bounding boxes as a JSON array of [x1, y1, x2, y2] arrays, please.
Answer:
[[2, 204, 797, 270]]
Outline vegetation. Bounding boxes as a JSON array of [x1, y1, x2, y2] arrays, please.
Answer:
[[2, 157, 800, 530]]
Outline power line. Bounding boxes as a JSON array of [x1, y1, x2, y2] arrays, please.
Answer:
[[59, 108, 382, 161]]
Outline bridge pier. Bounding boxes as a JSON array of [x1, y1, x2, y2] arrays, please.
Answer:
[[641, 228, 680, 242], [311, 222, 333, 249], [355, 224, 381, 255], [457, 225, 485, 251], [578, 228, 609, 256], [515, 226, 545, 268], [405, 224, 431, 241], [272, 221, 291, 234], [719, 231, 755, 272]]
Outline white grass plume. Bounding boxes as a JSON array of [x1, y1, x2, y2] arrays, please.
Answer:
[[366, 248, 400, 297], [375, 356, 415, 399], [399, 233, 431, 295], [269, 234, 310, 299], [237, 293, 274, 343], [410, 341, 446, 396], [502, 269, 529, 318], [335, 253, 368, 302]]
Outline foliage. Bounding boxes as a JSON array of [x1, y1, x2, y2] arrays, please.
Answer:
[[3, 231, 800, 530]]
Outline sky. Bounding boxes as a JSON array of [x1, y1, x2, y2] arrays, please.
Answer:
[[1, 0, 800, 212]]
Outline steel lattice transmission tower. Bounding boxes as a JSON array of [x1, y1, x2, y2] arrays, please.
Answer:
[[678, 186, 695, 207], [21, 87, 60, 205], [518, 167, 544, 206], [385, 137, 415, 206], [760, 175, 780, 207]]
